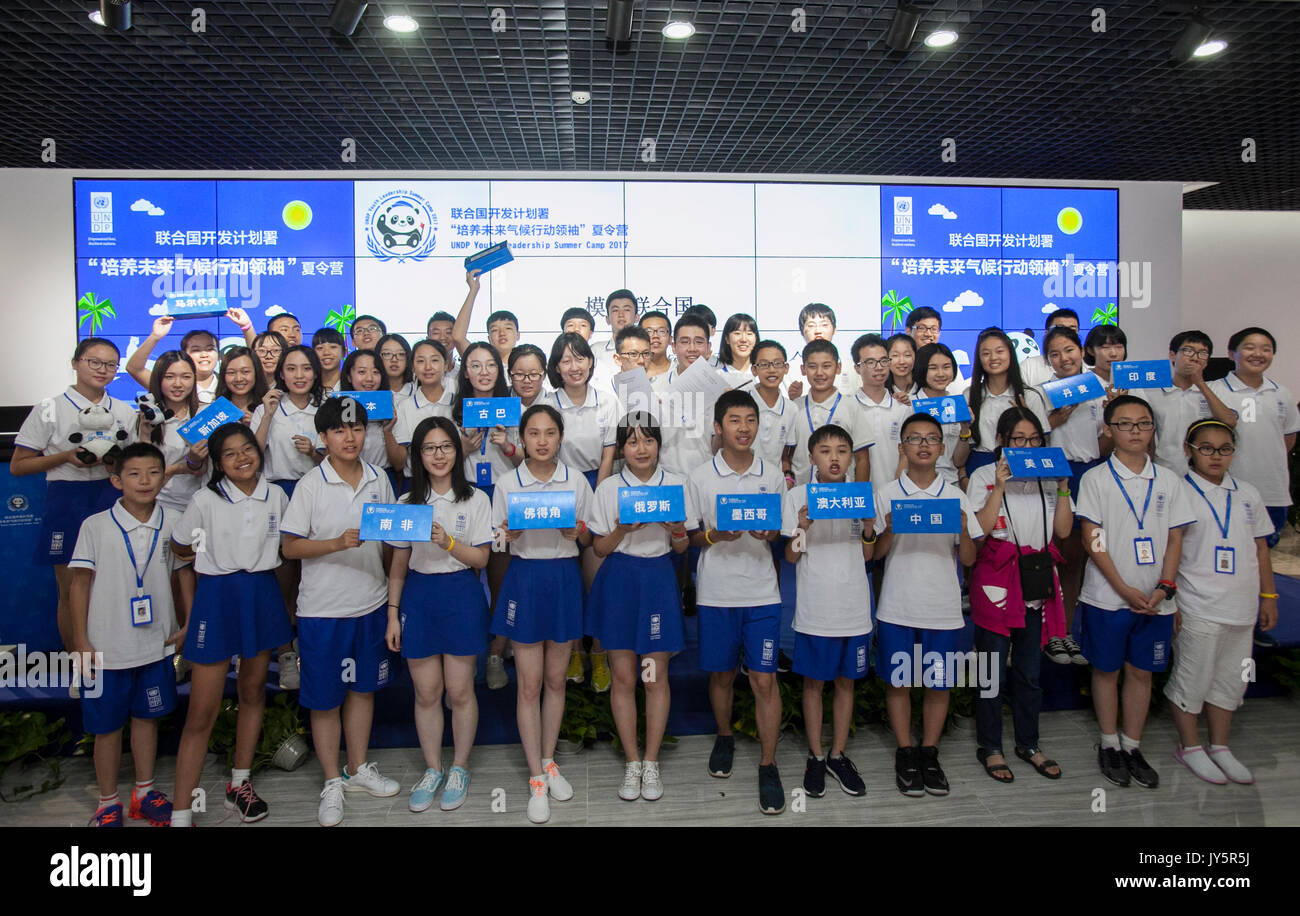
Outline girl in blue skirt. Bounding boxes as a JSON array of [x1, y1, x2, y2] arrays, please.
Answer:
[[169, 423, 294, 826], [588, 413, 690, 802], [384, 416, 492, 814]]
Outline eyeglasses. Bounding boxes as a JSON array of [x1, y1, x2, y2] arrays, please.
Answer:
[[1191, 443, 1235, 457], [644, 326, 670, 336], [754, 360, 787, 371], [618, 350, 651, 361], [379, 350, 405, 361], [1109, 419, 1155, 432], [465, 362, 497, 373], [254, 347, 282, 359], [902, 434, 943, 446], [420, 442, 457, 456], [352, 324, 382, 335], [1008, 435, 1045, 447], [511, 371, 544, 384], [856, 358, 890, 369], [1177, 347, 1210, 361], [912, 323, 941, 334], [80, 357, 120, 372]]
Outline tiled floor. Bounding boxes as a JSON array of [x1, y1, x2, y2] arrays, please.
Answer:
[[1269, 525, 1300, 576]]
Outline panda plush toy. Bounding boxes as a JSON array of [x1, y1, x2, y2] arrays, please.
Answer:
[[67, 404, 129, 465], [134, 392, 174, 425], [1007, 330, 1041, 364]]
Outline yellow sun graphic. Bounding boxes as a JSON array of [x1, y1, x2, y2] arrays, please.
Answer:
[[1057, 207, 1083, 235], [282, 200, 313, 230]]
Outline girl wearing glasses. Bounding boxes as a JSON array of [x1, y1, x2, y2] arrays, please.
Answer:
[[911, 343, 970, 485], [252, 330, 288, 380], [376, 333, 416, 404]]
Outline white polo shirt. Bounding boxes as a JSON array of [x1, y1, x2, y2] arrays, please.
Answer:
[[1142, 384, 1215, 471], [545, 386, 621, 474], [491, 461, 594, 560], [1075, 456, 1197, 613], [197, 374, 218, 406], [853, 389, 910, 484], [172, 477, 287, 576], [873, 473, 983, 630], [589, 467, 693, 559], [393, 386, 455, 446], [687, 454, 789, 609], [391, 380, 418, 406], [1207, 373, 1300, 506], [386, 486, 492, 574], [965, 384, 1051, 455], [68, 501, 184, 669], [1019, 354, 1054, 388], [717, 364, 757, 392], [789, 391, 871, 483], [753, 390, 797, 465], [250, 399, 321, 482], [657, 376, 718, 477], [16, 388, 137, 482], [359, 420, 390, 469], [150, 414, 204, 512], [967, 464, 1070, 552], [647, 363, 676, 395], [281, 458, 393, 619], [1177, 471, 1272, 625], [1038, 372, 1105, 462], [782, 481, 872, 637]]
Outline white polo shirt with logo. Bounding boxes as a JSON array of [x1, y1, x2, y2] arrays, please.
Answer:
[[1142, 384, 1217, 472], [789, 391, 871, 483], [393, 386, 455, 446], [852, 389, 910, 484], [782, 480, 872, 637], [1038, 371, 1105, 462], [1207, 372, 1300, 507], [545, 386, 621, 473], [16, 388, 138, 482], [250, 399, 321, 482], [754, 391, 797, 466], [1176, 470, 1273, 626], [172, 477, 287, 575], [589, 467, 694, 559], [491, 461, 594, 560], [386, 486, 492, 574]]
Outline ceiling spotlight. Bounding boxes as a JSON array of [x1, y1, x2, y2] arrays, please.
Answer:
[[383, 14, 418, 33], [98, 0, 131, 31], [571, 90, 591, 104], [1192, 38, 1226, 57], [663, 21, 695, 40], [1171, 14, 1214, 63], [606, 0, 634, 50], [884, 1, 922, 51], [328, 0, 368, 36], [924, 29, 959, 48]]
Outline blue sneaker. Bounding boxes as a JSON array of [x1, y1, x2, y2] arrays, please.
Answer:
[[440, 766, 470, 811], [409, 768, 444, 813], [89, 803, 124, 827]]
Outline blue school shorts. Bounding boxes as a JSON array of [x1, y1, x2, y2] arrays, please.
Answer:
[[36, 479, 118, 565], [399, 568, 489, 658], [794, 632, 872, 682], [186, 570, 293, 664], [874, 620, 967, 690], [81, 656, 177, 735], [697, 603, 782, 673], [1079, 602, 1174, 673], [1266, 506, 1288, 549], [297, 607, 394, 710]]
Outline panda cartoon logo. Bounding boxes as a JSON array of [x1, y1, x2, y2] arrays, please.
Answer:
[[1007, 330, 1040, 364], [363, 189, 438, 261], [375, 201, 423, 249]]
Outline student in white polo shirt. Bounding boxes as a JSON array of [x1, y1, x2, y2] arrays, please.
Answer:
[[251, 345, 325, 499], [280, 396, 399, 827], [1167, 420, 1278, 785], [848, 333, 910, 485], [390, 339, 456, 472], [68, 443, 192, 828], [785, 303, 858, 399], [169, 423, 293, 827], [686, 389, 792, 816], [1141, 330, 1238, 471], [1076, 394, 1196, 791], [783, 339, 871, 487], [964, 327, 1051, 478], [750, 341, 797, 465], [657, 313, 719, 476], [911, 343, 971, 486], [1019, 307, 1080, 388], [783, 424, 874, 801], [872, 413, 983, 799]]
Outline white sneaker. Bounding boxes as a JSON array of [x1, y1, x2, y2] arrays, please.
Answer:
[[278, 650, 300, 690], [641, 760, 663, 801], [318, 778, 345, 827], [543, 759, 573, 801], [343, 761, 400, 797], [618, 760, 642, 801], [1174, 745, 1227, 785], [485, 654, 508, 690], [527, 776, 550, 824], [1208, 747, 1254, 784]]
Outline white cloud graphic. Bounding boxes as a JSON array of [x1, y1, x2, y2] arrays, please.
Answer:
[[928, 203, 958, 220], [131, 198, 165, 216], [954, 348, 971, 367], [148, 303, 168, 316], [942, 289, 984, 313], [1041, 302, 1059, 314], [264, 304, 286, 317]]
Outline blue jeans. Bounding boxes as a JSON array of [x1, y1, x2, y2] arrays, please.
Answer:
[[974, 605, 1043, 754]]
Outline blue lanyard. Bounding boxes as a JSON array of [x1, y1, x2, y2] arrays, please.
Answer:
[[1107, 457, 1154, 531], [112, 514, 160, 596], [805, 393, 842, 435], [1184, 474, 1231, 540]]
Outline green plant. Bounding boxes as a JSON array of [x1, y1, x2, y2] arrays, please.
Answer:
[[77, 292, 116, 334], [1257, 648, 1300, 696], [207, 699, 240, 762], [558, 683, 615, 747], [206, 694, 309, 774], [0, 711, 73, 801]]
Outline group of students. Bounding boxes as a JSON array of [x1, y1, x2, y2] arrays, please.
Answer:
[[12, 276, 1291, 826]]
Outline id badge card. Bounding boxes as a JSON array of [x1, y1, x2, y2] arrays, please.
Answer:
[[476, 460, 493, 487], [1133, 537, 1156, 566], [1215, 545, 1235, 574], [131, 595, 154, 627]]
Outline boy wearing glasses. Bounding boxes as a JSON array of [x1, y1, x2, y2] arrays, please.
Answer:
[[751, 340, 797, 465], [905, 308, 969, 395], [639, 311, 676, 388], [1076, 395, 1196, 789], [1145, 331, 1237, 471], [850, 333, 911, 484], [348, 315, 386, 353], [611, 326, 654, 405]]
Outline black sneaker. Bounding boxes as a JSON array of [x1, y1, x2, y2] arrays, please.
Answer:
[[758, 764, 785, 815], [1123, 747, 1159, 789], [708, 735, 735, 778], [825, 754, 867, 796], [777, 650, 794, 674], [803, 755, 826, 797], [894, 746, 924, 797], [918, 745, 949, 796], [1098, 745, 1130, 787], [225, 780, 269, 823]]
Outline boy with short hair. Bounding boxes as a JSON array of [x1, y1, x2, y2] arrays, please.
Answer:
[[69, 442, 194, 826], [312, 327, 347, 393], [687, 389, 793, 814], [268, 313, 304, 347], [849, 333, 911, 484], [783, 340, 870, 486], [657, 314, 719, 476], [682, 305, 719, 367], [450, 268, 522, 365], [783, 424, 874, 798], [1077, 394, 1196, 789], [1020, 308, 1080, 387], [349, 315, 386, 353], [596, 289, 640, 377], [1144, 330, 1238, 471], [426, 309, 461, 387], [561, 307, 597, 339], [872, 413, 983, 797], [906, 307, 969, 394], [750, 340, 796, 465], [638, 310, 675, 384], [281, 396, 400, 826], [787, 303, 856, 398]]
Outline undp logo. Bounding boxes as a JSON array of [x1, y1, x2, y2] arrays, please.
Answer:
[[363, 189, 438, 262]]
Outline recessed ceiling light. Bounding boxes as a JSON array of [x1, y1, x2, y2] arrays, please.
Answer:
[[924, 29, 958, 48], [383, 14, 418, 33], [89, 9, 105, 26], [571, 91, 591, 104], [662, 21, 695, 39], [1193, 39, 1227, 57]]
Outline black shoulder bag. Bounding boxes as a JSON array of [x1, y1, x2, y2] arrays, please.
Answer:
[[1002, 480, 1055, 602]]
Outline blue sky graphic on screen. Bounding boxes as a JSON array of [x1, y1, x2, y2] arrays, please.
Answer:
[[73, 179, 1118, 401]]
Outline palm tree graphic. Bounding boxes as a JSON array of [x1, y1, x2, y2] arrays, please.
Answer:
[[77, 292, 116, 334], [324, 303, 357, 334], [881, 289, 914, 334], [1091, 302, 1118, 326]]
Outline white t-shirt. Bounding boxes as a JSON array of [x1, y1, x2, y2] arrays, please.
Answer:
[[1075, 456, 1197, 613], [967, 463, 1071, 552], [280, 458, 394, 618], [250, 398, 321, 482], [546, 386, 620, 473], [1038, 371, 1105, 462], [788, 391, 871, 483], [782, 482, 872, 637], [1142, 384, 1215, 472], [873, 473, 983, 630], [386, 486, 492, 574], [1207, 373, 1300, 506], [393, 386, 455, 446], [753, 390, 798, 466], [966, 384, 1051, 454], [16, 388, 137, 482], [491, 461, 594, 560], [68, 501, 184, 669], [172, 477, 287, 576], [588, 467, 692, 559], [1176, 471, 1273, 625], [852, 389, 910, 484]]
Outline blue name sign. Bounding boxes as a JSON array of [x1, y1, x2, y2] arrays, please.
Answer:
[[913, 395, 971, 424], [465, 241, 514, 274], [331, 390, 394, 421], [807, 482, 875, 520], [507, 490, 577, 530], [1003, 447, 1071, 478], [177, 397, 245, 444], [1112, 360, 1173, 389], [462, 396, 522, 428], [164, 292, 229, 319], [618, 485, 686, 524], [716, 493, 782, 531], [1042, 373, 1106, 408], [891, 498, 961, 534], [360, 502, 434, 541]]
